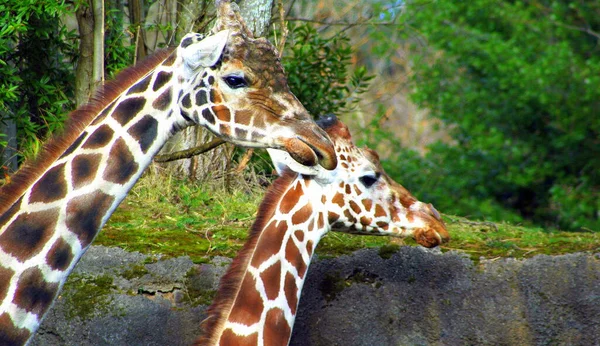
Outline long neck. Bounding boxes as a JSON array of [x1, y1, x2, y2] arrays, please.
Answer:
[[198, 173, 328, 346], [0, 49, 191, 345]]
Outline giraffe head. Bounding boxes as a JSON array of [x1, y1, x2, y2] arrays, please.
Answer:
[[174, 0, 336, 170], [269, 115, 449, 248]]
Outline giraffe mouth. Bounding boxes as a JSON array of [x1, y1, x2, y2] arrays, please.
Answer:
[[283, 136, 337, 170]]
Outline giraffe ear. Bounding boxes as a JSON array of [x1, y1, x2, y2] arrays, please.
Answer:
[[181, 30, 230, 70]]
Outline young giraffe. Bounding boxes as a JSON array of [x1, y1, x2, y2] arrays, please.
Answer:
[[0, 1, 337, 344], [197, 115, 449, 346]]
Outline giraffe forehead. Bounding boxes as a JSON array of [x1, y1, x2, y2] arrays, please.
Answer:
[[223, 37, 288, 91]]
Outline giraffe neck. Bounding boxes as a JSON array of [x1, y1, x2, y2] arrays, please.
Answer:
[[198, 171, 329, 346], [0, 48, 207, 344]]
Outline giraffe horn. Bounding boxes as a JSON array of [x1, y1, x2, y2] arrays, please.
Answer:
[[213, 0, 254, 38]]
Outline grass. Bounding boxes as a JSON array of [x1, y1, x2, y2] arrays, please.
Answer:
[[95, 172, 600, 264]]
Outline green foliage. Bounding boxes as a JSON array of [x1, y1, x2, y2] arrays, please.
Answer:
[[0, 0, 76, 162], [398, 0, 599, 231], [282, 23, 374, 117], [104, 3, 135, 78]]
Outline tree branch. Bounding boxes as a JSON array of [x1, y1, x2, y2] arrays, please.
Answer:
[[154, 138, 225, 162]]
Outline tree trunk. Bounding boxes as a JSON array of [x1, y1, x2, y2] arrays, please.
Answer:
[[155, 0, 273, 182], [92, 0, 105, 89], [238, 0, 273, 37], [129, 0, 147, 62], [75, 2, 94, 106]]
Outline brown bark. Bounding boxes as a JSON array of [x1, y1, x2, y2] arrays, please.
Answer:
[[75, 2, 94, 106], [129, 0, 147, 62]]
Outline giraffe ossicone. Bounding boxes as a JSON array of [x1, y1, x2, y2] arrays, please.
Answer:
[[197, 115, 449, 346], [0, 1, 336, 344]]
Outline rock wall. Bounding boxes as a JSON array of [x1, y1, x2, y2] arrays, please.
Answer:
[[32, 246, 600, 345]]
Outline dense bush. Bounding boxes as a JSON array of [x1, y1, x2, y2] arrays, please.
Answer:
[[282, 24, 373, 118], [391, 0, 599, 231], [0, 0, 76, 161]]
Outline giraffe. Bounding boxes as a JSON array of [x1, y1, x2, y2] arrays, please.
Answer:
[[197, 115, 449, 346], [0, 1, 338, 344]]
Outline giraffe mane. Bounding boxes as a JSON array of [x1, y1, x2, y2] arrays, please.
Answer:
[[0, 48, 175, 216], [196, 169, 298, 346]]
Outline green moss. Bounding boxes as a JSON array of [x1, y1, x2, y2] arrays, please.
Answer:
[[182, 268, 217, 306], [378, 244, 401, 259], [62, 274, 116, 320], [121, 264, 149, 280], [319, 268, 382, 302], [96, 174, 599, 266]]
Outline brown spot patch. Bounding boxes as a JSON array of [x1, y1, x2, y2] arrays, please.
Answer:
[[195, 89, 208, 106], [317, 213, 325, 229], [219, 329, 258, 346], [294, 230, 304, 242], [46, 237, 73, 271], [280, 182, 302, 214], [250, 221, 286, 268], [0, 313, 31, 346], [103, 138, 139, 184], [375, 204, 387, 218], [345, 184, 351, 194], [152, 86, 172, 111], [212, 104, 231, 122], [331, 192, 344, 208], [202, 108, 216, 125], [285, 237, 306, 278], [127, 115, 158, 154], [127, 74, 152, 95], [152, 71, 172, 91], [28, 163, 67, 203], [264, 308, 291, 346], [349, 200, 361, 214], [291, 203, 312, 225], [0, 266, 14, 302], [72, 154, 101, 189], [66, 191, 115, 247], [83, 125, 114, 149], [360, 216, 373, 226], [209, 89, 223, 104], [376, 221, 389, 231], [328, 211, 339, 223], [362, 199, 373, 212], [228, 274, 263, 325], [284, 272, 298, 315], [0, 209, 58, 262], [111, 97, 146, 126], [260, 261, 281, 301], [13, 267, 58, 316], [220, 124, 231, 136]]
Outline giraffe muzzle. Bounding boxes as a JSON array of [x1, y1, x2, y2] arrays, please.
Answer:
[[411, 204, 450, 248], [283, 134, 337, 171]]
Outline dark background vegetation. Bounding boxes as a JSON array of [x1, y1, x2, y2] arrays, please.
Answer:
[[0, 0, 598, 232]]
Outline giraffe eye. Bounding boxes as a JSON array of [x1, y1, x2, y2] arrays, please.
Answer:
[[223, 75, 248, 89], [359, 172, 381, 188]]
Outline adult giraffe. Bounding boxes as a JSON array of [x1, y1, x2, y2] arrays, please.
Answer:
[[197, 115, 449, 346], [0, 1, 337, 344]]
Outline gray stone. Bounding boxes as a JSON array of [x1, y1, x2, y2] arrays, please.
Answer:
[[31, 246, 600, 346]]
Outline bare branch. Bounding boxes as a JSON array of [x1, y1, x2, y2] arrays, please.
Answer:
[[154, 138, 225, 162]]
